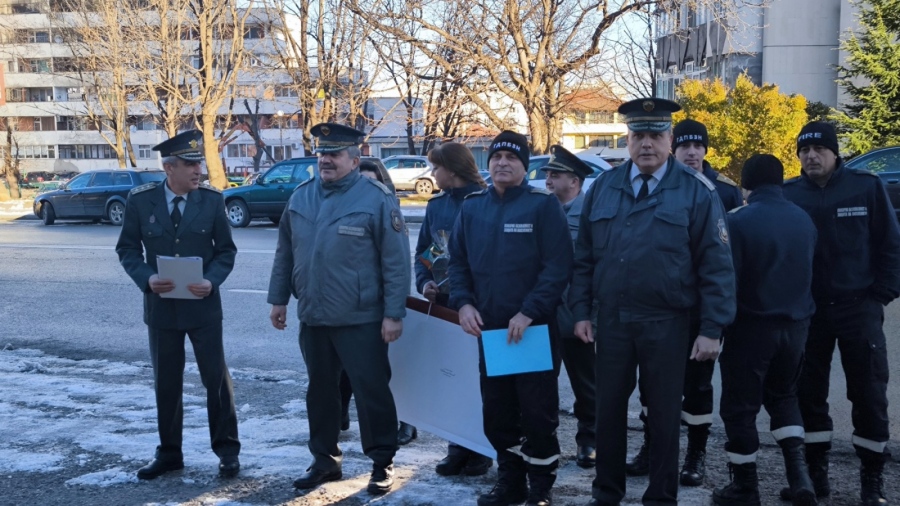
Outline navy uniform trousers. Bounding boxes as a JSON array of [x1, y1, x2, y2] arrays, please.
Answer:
[[149, 322, 240, 460], [798, 297, 890, 460], [719, 317, 808, 461], [594, 313, 691, 506], [300, 321, 398, 472]]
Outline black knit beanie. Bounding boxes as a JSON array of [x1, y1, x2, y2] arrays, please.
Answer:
[[672, 119, 709, 151], [741, 154, 784, 191], [488, 130, 530, 168], [796, 121, 839, 157]]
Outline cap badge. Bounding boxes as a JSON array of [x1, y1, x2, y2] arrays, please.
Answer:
[[643, 100, 655, 112], [321, 126, 331, 136], [189, 139, 198, 149]]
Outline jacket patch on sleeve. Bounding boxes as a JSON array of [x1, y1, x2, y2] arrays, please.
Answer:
[[391, 208, 404, 232], [718, 218, 729, 244]]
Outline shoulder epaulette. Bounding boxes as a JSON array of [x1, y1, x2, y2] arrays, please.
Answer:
[[728, 204, 748, 214], [464, 189, 488, 199], [529, 187, 551, 195], [198, 182, 221, 193], [784, 176, 802, 185], [130, 181, 159, 195], [363, 177, 392, 196], [293, 177, 315, 192], [686, 167, 716, 191], [716, 173, 739, 187]]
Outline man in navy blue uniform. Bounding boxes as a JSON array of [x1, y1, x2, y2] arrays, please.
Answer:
[[782, 122, 900, 506], [713, 154, 818, 506], [541, 145, 597, 469], [116, 130, 240, 480], [449, 130, 573, 506], [627, 118, 744, 485], [570, 98, 735, 506]]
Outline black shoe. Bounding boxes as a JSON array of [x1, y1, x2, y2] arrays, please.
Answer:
[[367, 463, 394, 495], [136, 458, 184, 480], [436, 451, 468, 476], [680, 448, 706, 486], [292, 467, 342, 489], [477, 481, 529, 506], [526, 488, 552, 506], [860, 459, 888, 506], [464, 454, 493, 476], [625, 441, 649, 476], [576, 445, 596, 468], [397, 422, 417, 446], [778, 438, 817, 506], [780, 445, 830, 501], [218, 455, 240, 478], [712, 463, 760, 506]]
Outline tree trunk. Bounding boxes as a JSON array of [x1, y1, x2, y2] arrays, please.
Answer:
[[202, 116, 227, 189]]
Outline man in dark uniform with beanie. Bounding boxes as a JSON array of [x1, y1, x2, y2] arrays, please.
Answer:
[[782, 121, 900, 506], [713, 154, 819, 506], [627, 118, 743, 485], [449, 130, 573, 506], [541, 145, 597, 469], [116, 130, 241, 479], [571, 98, 735, 506]]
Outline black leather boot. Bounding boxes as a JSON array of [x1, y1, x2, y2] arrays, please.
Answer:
[[860, 457, 888, 506], [680, 426, 707, 486], [712, 462, 761, 506], [478, 455, 528, 506], [397, 422, 417, 446], [780, 443, 830, 500], [778, 437, 817, 506], [625, 424, 649, 476], [436, 445, 469, 476]]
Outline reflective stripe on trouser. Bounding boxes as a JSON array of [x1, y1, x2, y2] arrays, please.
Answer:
[[798, 298, 889, 458], [479, 324, 561, 485], [727, 451, 758, 464], [720, 317, 809, 458]]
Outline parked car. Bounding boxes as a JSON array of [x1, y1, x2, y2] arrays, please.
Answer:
[[222, 157, 395, 228], [483, 153, 613, 190], [227, 176, 244, 188], [844, 146, 900, 219], [33, 169, 167, 226], [381, 155, 437, 195]]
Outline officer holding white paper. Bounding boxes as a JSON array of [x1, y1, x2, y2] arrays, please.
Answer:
[[448, 130, 573, 506]]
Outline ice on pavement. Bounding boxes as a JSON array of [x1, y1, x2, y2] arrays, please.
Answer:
[[0, 347, 711, 505]]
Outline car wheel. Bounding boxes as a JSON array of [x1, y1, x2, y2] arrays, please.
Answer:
[[226, 199, 250, 228], [415, 179, 434, 196], [41, 202, 55, 225], [269, 216, 281, 225], [107, 201, 126, 226]]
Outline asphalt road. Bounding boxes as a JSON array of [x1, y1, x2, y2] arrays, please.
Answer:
[[1, 217, 899, 448]]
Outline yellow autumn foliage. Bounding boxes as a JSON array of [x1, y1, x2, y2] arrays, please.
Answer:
[[673, 75, 809, 182]]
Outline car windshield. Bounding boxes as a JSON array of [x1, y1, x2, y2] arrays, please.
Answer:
[[137, 172, 167, 184], [846, 148, 900, 174]]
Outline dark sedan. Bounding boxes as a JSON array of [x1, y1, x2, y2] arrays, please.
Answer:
[[33, 170, 167, 226], [844, 146, 900, 218], [222, 157, 394, 227]]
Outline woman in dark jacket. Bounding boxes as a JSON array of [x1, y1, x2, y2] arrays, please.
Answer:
[[416, 142, 494, 476]]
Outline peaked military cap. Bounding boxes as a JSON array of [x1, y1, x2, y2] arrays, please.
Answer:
[[152, 129, 205, 162], [541, 145, 593, 180], [618, 98, 682, 132], [310, 122, 365, 153]]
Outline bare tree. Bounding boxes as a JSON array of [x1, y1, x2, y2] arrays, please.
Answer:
[[2, 123, 22, 200], [350, 0, 756, 153], [601, 4, 656, 98]]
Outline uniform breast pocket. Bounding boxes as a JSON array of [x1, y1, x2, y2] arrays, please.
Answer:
[[588, 206, 618, 252], [189, 220, 214, 237], [140, 223, 164, 239], [835, 215, 868, 252], [652, 209, 689, 253]]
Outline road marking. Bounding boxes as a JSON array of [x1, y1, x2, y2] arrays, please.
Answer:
[[228, 289, 268, 294]]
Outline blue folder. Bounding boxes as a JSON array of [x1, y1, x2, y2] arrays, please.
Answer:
[[481, 325, 553, 377]]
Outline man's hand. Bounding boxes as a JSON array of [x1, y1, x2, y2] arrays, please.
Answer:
[[270, 305, 288, 330], [422, 281, 439, 302], [148, 274, 175, 294], [690, 335, 721, 361], [574, 320, 594, 344], [507, 312, 533, 344], [382, 317, 403, 343], [459, 304, 483, 338], [186, 279, 213, 298]]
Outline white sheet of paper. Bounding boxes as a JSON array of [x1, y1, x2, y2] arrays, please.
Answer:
[[156, 255, 203, 299], [388, 305, 495, 458]]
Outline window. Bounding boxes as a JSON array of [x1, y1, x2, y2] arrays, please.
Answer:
[[261, 164, 293, 184], [29, 30, 49, 43], [66, 173, 91, 190], [244, 26, 265, 39], [137, 145, 154, 159], [272, 145, 292, 161], [588, 135, 615, 148], [13, 145, 55, 159], [294, 161, 316, 182], [274, 86, 298, 98], [58, 144, 116, 159], [112, 172, 133, 186], [19, 59, 51, 73], [90, 172, 113, 187]]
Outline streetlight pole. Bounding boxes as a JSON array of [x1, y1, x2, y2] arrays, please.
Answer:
[[276, 110, 284, 161]]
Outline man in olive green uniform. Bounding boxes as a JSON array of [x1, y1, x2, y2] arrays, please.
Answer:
[[116, 129, 240, 480], [268, 123, 411, 495]]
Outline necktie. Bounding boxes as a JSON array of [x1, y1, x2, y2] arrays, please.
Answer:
[[171, 196, 184, 229], [636, 173, 653, 201]]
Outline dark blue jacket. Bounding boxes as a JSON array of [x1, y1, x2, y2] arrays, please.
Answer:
[[783, 164, 900, 305], [703, 162, 743, 212], [414, 183, 484, 294], [569, 157, 736, 339], [726, 185, 817, 320], [448, 182, 573, 329]]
